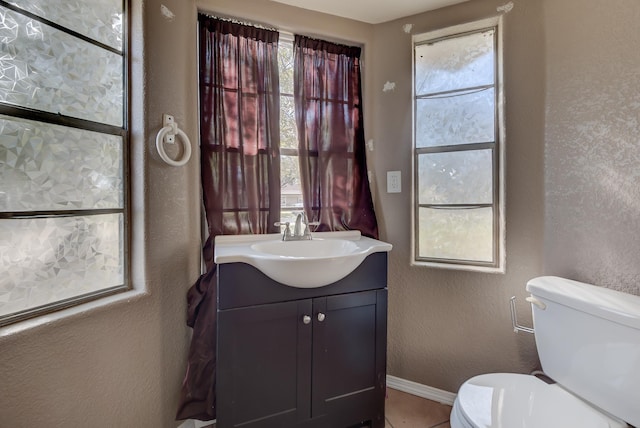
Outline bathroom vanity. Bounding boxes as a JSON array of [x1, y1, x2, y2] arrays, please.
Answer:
[[215, 232, 390, 428]]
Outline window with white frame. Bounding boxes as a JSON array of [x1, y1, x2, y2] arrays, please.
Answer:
[[0, 0, 128, 325], [412, 17, 504, 272], [277, 34, 303, 225]]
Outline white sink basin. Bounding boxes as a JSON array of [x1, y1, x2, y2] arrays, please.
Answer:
[[214, 231, 392, 288], [251, 238, 359, 258]]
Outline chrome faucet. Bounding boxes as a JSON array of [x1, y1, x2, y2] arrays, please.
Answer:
[[290, 212, 312, 241], [276, 212, 315, 241], [293, 213, 304, 237]]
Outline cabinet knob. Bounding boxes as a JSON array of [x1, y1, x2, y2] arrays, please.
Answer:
[[302, 315, 311, 325], [317, 312, 326, 322]]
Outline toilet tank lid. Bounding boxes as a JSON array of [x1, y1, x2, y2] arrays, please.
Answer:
[[526, 276, 640, 330]]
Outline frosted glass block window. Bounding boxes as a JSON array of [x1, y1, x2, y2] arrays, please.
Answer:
[[0, 214, 124, 316], [414, 31, 494, 96], [7, 0, 123, 51], [0, 115, 123, 211], [413, 18, 504, 272], [415, 88, 495, 148], [418, 207, 493, 262], [0, 5, 123, 126], [418, 149, 493, 205], [0, 0, 128, 326]]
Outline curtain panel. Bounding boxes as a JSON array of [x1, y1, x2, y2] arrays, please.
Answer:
[[176, 15, 280, 421], [200, 17, 281, 269], [293, 35, 379, 239]]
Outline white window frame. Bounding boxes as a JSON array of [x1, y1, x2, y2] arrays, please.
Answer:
[[411, 16, 505, 273], [277, 32, 304, 226]]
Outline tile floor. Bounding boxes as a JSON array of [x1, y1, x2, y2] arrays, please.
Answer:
[[201, 387, 452, 428], [385, 387, 452, 428]]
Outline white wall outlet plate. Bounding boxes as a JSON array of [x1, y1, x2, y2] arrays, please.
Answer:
[[387, 171, 401, 193]]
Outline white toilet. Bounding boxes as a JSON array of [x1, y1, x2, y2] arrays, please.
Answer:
[[451, 276, 640, 428]]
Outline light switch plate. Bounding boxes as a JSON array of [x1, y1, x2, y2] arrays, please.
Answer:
[[387, 171, 401, 193]]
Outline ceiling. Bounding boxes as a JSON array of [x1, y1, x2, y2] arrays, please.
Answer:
[[270, 0, 470, 24]]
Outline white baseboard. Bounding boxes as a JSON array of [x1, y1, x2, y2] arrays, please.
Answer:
[[387, 375, 457, 406]]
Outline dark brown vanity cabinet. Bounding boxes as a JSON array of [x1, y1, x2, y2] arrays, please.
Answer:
[[216, 253, 388, 428]]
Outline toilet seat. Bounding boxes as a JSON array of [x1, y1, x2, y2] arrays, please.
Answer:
[[451, 373, 628, 428]]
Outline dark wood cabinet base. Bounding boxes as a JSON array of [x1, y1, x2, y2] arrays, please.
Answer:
[[217, 253, 388, 428]]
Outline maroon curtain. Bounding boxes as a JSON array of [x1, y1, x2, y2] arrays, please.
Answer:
[[200, 17, 281, 265], [176, 15, 280, 421], [293, 36, 378, 239]]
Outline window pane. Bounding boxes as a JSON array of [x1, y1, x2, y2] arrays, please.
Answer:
[[416, 87, 495, 147], [0, 213, 124, 318], [418, 207, 493, 262], [278, 41, 294, 95], [8, 0, 123, 51], [279, 37, 300, 228], [0, 6, 123, 126], [280, 96, 298, 149], [418, 149, 493, 205], [415, 29, 494, 95], [0, 115, 123, 212], [280, 154, 302, 224]]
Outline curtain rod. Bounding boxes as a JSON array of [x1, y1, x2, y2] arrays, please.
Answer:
[[199, 12, 278, 32], [198, 12, 359, 49]]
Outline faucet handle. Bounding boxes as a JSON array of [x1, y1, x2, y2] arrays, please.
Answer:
[[301, 217, 319, 239], [274, 221, 291, 240]]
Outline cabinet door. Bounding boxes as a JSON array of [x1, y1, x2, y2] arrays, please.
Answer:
[[217, 299, 313, 428], [311, 289, 387, 427]]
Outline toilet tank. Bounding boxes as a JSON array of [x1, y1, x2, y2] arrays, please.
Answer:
[[526, 276, 640, 427]]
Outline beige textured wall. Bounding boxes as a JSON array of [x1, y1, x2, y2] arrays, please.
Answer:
[[543, 0, 640, 295], [1, 0, 638, 425], [0, 0, 201, 426], [371, 0, 545, 393]]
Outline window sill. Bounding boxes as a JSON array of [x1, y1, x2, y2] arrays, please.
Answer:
[[411, 259, 505, 274], [0, 287, 149, 338]]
